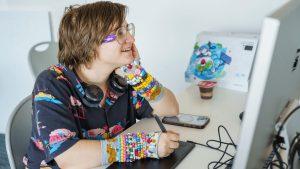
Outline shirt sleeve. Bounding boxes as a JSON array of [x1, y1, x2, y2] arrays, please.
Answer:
[[32, 70, 80, 164], [130, 90, 153, 119]]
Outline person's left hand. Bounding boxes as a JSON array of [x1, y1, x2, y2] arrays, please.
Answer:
[[131, 43, 140, 60], [115, 43, 141, 79]]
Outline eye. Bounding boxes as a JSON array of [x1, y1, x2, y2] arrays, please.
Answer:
[[117, 27, 127, 38]]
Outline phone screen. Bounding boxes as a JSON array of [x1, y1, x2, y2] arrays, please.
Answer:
[[162, 114, 210, 128]]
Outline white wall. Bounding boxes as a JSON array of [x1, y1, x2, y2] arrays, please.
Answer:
[[0, 0, 289, 133]]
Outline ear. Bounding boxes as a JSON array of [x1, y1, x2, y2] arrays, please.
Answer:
[[84, 62, 92, 69], [76, 63, 91, 74], [94, 46, 103, 62]]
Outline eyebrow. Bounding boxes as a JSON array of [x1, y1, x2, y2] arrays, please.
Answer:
[[111, 23, 128, 32]]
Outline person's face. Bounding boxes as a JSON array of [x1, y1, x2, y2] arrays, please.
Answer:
[[97, 21, 135, 68]]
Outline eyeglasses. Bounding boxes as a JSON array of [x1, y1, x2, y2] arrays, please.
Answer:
[[102, 23, 135, 44]]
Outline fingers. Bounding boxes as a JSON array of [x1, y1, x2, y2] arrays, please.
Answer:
[[132, 43, 137, 53], [157, 132, 181, 158], [166, 132, 180, 153], [167, 132, 180, 142], [162, 141, 178, 157], [132, 43, 140, 59], [167, 130, 179, 135], [169, 141, 180, 149], [165, 146, 174, 156]]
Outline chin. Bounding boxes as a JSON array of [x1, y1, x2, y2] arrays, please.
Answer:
[[117, 52, 134, 65], [124, 59, 134, 65], [125, 55, 135, 63], [115, 59, 133, 67]]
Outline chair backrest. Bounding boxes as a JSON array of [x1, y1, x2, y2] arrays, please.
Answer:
[[28, 41, 58, 78], [28, 12, 58, 78], [5, 95, 32, 169]]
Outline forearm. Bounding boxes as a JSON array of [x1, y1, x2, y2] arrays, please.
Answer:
[[150, 87, 179, 117], [55, 139, 101, 169], [54, 132, 160, 169]]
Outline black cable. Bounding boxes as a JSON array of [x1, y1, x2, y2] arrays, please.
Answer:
[[272, 105, 300, 169], [279, 144, 287, 150], [264, 148, 276, 168], [272, 141, 285, 169], [288, 133, 300, 169], [187, 140, 234, 157], [276, 106, 300, 138], [187, 104, 300, 169], [263, 136, 287, 169], [277, 144, 289, 169], [187, 125, 236, 169], [271, 160, 288, 169], [209, 157, 234, 169]]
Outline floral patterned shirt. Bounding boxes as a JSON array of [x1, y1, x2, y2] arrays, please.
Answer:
[[24, 64, 153, 169]]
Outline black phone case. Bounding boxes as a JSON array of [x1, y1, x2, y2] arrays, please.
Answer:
[[162, 116, 210, 129]]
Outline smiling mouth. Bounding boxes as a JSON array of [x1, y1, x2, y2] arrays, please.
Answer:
[[121, 46, 132, 52], [121, 49, 131, 52]]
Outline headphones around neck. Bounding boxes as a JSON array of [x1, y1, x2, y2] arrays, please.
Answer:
[[81, 73, 128, 108]]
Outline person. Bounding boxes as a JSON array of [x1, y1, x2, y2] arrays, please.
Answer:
[[24, 1, 180, 168]]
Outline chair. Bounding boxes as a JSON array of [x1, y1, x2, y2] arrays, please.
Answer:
[[28, 12, 58, 78], [5, 95, 32, 169], [28, 41, 58, 78]]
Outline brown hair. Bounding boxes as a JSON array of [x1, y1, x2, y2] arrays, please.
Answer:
[[58, 1, 127, 69]]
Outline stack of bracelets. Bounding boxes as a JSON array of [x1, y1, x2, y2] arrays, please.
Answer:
[[121, 59, 164, 102], [100, 59, 164, 164], [101, 132, 160, 164]]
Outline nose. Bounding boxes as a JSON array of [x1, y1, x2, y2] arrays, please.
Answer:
[[125, 33, 135, 43]]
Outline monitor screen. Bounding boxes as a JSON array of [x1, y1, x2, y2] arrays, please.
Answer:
[[233, 0, 300, 168]]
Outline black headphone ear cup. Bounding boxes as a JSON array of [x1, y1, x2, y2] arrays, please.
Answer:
[[108, 73, 127, 95], [82, 84, 103, 108]]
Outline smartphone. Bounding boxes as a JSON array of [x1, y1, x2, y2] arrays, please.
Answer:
[[162, 114, 210, 129]]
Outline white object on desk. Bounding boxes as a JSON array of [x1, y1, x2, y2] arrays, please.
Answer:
[[196, 32, 258, 92]]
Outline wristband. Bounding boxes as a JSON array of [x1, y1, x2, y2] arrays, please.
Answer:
[[100, 132, 160, 165], [121, 63, 164, 102]]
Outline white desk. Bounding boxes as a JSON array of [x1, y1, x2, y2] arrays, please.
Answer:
[[101, 85, 248, 169], [171, 85, 247, 168]]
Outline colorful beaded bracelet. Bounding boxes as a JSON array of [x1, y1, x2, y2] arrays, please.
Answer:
[[100, 132, 161, 165], [121, 63, 164, 102]]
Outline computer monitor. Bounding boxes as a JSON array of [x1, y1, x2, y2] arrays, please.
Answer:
[[233, 0, 300, 168]]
